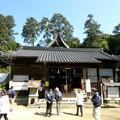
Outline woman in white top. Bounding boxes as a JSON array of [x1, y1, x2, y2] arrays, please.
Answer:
[[75, 89, 83, 117], [0, 90, 11, 120]]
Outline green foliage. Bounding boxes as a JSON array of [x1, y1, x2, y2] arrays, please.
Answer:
[[0, 67, 10, 73], [6, 40, 19, 51], [98, 34, 109, 51], [39, 13, 74, 46], [82, 14, 103, 48], [0, 14, 18, 51], [0, 15, 15, 41], [113, 23, 120, 34], [66, 37, 80, 48], [22, 17, 40, 46], [1, 40, 19, 51], [108, 34, 120, 55], [0, 83, 6, 91], [107, 23, 120, 55]]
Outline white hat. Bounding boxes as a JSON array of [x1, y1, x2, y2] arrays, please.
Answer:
[[55, 87, 59, 91], [92, 88, 97, 92]]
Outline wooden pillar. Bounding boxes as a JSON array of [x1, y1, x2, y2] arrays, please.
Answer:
[[97, 67, 100, 83], [43, 62, 46, 81], [113, 68, 116, 82], [86, 67, 88, 79], [97, 67, 101, 95]]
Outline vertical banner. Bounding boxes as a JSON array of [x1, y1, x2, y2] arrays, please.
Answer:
[[85, 79, 91, 93], [9, 81, 13, 88]]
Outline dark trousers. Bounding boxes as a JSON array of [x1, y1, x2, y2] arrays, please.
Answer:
[[76, 105, 83, 116], [0, 114, 8, 120], [46, 102, 53, 116]]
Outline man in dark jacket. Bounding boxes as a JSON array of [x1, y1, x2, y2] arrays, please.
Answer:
[[8, 87, 15, 104], [91, 88, 102, 120], [45, 88, 54, 117]]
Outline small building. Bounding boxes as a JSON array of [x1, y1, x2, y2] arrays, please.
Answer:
[[11, 35, 118, 100], [102, 82, 120, 99]]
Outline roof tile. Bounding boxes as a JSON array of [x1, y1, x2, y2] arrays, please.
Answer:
[[13, 47, 116, 63]]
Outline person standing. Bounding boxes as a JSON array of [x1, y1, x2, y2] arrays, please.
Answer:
[[91, 88, 102, 120], [0, 90, 11, 120], [8, 87, 15, 104], [54, 87, 62, 115], [45, 88, 54, 117], [75, 89, 84, 117], [38, 86, 44, 108]]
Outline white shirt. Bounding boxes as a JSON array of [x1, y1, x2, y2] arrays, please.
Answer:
[[0, 95, 11, 114], [76, 92, 84, 105]]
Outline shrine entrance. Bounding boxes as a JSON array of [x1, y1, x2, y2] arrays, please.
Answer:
[[48, 68, 81, 93]]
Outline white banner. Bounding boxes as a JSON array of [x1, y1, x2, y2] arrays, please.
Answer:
[[13, 82, 28, 90], [85, 79, 91, 93], [9, 81, 13, 88]]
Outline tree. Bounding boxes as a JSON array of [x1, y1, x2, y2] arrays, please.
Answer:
[[82, 14, 103, 48], [0, 14, 17, 51], [107, 23, 120, 55], [66, 37, 80, 48], [98, 34, 109, 51], [39, 13, 74, 46], [108, 34, 120, 55], [0, 14, 18, 73], [113, 23, 120, 34], [6, 40, 20, 51], [39, 17, 52, 46], [22, 17, 40, 46]]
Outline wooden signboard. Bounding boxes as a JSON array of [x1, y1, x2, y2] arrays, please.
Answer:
[[28, 80, 41, 88]]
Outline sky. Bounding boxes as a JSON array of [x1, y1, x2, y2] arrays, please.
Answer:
[[0, 0, 120, 45]]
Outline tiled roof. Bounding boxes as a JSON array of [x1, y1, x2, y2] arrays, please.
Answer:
[[111, 55, 120, 60], [12, 47, 116, 63]]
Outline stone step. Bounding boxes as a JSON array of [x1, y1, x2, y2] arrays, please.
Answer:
[[27, 99, 93, 108], [15, 97, 91, 106]]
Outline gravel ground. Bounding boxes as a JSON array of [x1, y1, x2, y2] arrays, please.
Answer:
[[3, 104, 120, 120]]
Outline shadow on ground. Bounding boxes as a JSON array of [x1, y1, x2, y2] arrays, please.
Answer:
[[63, 112, 76, 116], [34, 112, 57, 117]]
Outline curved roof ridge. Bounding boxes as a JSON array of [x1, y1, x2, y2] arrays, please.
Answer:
[[46, 33, 69, 48]]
